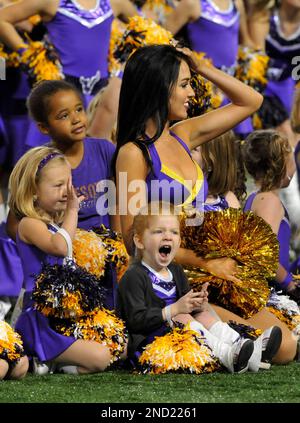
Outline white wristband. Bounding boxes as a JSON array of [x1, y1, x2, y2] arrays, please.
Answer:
[[164, 305, 174, 328], [51, 224, 73, 259]]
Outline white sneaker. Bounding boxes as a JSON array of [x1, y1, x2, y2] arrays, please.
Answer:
[[248, 335, 263, 372], [232, 338, 254, 373], [188, 320, 254, 373], [32, 358, 50, 376], [56, 364, 78, 375], [248, 326, 282, 372], [260, 326, 282, 366]]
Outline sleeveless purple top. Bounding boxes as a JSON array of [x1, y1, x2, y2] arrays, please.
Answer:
[[266, 10, 300, 82], [16, 224, 63, 297], [45, 0, 113, 79], [204, 194, 229, 212], [265, 10, 299, 114], [244, 192, 291, 271], [187, 0, 239, 70], [145, 131, 208, 211], [71, 137, 115, 230], [72, 138, 117, 309], [15, 224, 76, 361]]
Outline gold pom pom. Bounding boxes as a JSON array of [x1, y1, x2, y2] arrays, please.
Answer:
[[187, 54, 215, 117], [108, 18, 126, 76], [73, 229, 108, 278], [181, 208, 278, 318], [234, 46, 269, 93], [28, 14, 42, 26], [267, 306, 297, 331], [140, 0, 174, 15], [17, 37, 63, 83], [267, 288, 300, 335], [61, 292, 84, 318], [139, 326, 220, 374], [0, 43, 20, 68], [0, 321, 24, 364], [94, 226, 129, 282], [73, 227, 129, 281], [54, 307, 127, 363], [112, 15, 173, 66], [252, 111, 263, 129], [125, 15, 173, 45]]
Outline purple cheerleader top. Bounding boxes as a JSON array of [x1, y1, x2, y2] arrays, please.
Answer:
[[265, 10, 300, 114], [71, 137, 115, 231], [145, 131, 208, 212], [45, 0, 113, 80], [15, 224, 76, 362], [204, 194, 229, 212], [137, 262, 178, 352], [187, 0, 239, 70], [244, 192, 291, 272], [266, 10, 300, 83]]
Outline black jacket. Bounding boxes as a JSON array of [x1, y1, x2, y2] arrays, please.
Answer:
[[117, 262, 190, 357]]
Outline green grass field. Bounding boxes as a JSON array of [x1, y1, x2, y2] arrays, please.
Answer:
[[1, 362, 300, 403]]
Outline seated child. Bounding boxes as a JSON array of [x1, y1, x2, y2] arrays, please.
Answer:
[[117, 201, 282, 373]]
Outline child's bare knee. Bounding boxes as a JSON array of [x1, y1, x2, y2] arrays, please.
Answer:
[[0, 360, 9, 380], [10, 356, 29, 380], [88, 348, 112, 372]]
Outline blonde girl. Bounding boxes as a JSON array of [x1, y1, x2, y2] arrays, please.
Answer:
[[9, 146, 115, 375]]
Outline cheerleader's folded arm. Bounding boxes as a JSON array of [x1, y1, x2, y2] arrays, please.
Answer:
[[163, 0, 201, 35], [18, 218, 71, 257], [0, 0, 53, 50], [110, 0, 138, 23]]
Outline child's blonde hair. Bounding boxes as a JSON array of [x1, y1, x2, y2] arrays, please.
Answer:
[[243, 129, 291, 191], [132, 201, 181, 260], [9, 146, 69, 224], [291, 89, 300, 133]]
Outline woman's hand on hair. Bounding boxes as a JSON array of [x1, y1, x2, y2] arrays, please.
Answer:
[[175, 45, 212, 74]]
